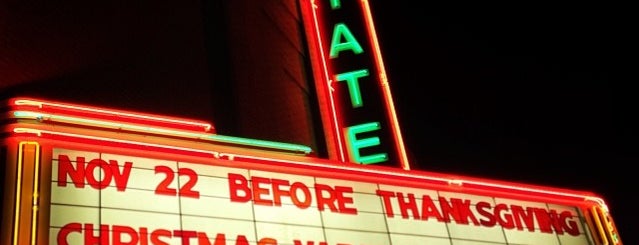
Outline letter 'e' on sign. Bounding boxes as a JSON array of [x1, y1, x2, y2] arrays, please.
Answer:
[[300, 0, 410, 169]]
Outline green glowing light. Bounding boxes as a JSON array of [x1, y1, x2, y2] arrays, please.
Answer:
[[344, 122, 387, 164], [329, 23, 364, 58]]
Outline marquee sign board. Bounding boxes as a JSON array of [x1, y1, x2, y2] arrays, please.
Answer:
[[1, 98, 622, 245], [51, 148, 596, 245]]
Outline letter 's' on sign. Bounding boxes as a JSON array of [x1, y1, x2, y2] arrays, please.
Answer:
[[300, 0, 410, 169]]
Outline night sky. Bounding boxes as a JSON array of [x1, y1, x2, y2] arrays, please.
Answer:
[[371, 3, 635, 244]]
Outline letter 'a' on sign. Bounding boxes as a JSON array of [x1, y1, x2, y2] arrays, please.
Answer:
[[329, 23, 364, 58], [300, 0, 411, 169]]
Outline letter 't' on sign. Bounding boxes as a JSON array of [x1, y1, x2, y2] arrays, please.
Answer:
[[300, 0, 410, 169]]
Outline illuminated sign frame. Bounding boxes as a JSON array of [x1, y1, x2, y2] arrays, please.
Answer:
[[3, 129, 615, 245], [1, 97, 623, 245]]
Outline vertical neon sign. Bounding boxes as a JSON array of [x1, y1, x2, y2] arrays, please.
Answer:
[[301, 0, 410, 169]]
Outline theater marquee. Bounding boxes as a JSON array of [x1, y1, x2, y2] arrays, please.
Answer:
[[1, 98, 621, 245], [50, 148, 593, 245]]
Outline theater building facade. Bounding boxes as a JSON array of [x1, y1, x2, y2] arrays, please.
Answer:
[[0, 1, 622, 244]]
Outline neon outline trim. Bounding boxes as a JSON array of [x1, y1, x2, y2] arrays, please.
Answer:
[[13, 99, 213, 132], [233, 153, 606, 206], [12, 142, 40, 245], [30, 142, 40, 245], [13, 143, 25, 245], [12, 111, 312, 154], [11, 127, 605, 208], [360, 0, 411, 170], [310, 0, 347, 161], [14, 128, 222, 158], [590, 206, 609, 244]]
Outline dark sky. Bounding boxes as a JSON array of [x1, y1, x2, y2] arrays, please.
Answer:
[[371, 3, 635, 244]]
